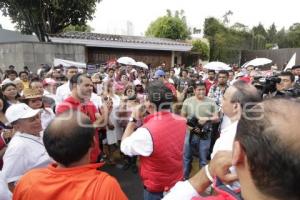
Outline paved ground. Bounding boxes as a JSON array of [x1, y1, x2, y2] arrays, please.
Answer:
[[102, 163, 143, 200], [101, 152, 201, 200]]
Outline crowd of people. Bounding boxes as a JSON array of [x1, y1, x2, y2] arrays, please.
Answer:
[[0, 61, 299, 200]]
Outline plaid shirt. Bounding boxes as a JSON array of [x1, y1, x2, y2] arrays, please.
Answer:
[[208, 84, 228, 107]]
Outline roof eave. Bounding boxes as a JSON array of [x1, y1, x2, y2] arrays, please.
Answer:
[[50, 37, 192, 52]]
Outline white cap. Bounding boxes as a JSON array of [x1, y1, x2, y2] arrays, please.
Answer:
[[5, 103, 40, 125], [133, 79, 142, 86]]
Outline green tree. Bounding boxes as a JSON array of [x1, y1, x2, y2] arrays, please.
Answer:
[[0, 0, 101, 42], [231, 22, 248, 32], [222, 10, 233, 25], [204, 17, 251, 63], [191, 40, 209, 60], [252, 34, 266, 50], [145, 10, 191, 40], [286, 23, 300, 47], [267, 23, 277, 43], [252, 23, 267, 38], [276, 28, 288, 48], [63, 24, 94, 32]]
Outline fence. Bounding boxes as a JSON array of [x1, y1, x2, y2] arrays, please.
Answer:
[[241, 48, 300, 70]]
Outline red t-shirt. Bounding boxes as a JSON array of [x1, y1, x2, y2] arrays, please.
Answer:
[[0, 135, 6, 169], [204, 79, 216, 95], [56, 96, 100, 163], [164, 81, 177, 97]]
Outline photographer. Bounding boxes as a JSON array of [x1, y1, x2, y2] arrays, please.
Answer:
[[274, 71, 300, 98], [181, 81, 219, 180]]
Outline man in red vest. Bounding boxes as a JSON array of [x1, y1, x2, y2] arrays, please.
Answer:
[[121, 80, 187, 200]]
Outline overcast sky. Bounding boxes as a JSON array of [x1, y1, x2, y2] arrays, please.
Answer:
[[1, 0, 300, 35]]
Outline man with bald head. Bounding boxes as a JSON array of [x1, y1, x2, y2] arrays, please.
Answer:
[[13, 111, 127, 200], [163, 98, 300, 199]]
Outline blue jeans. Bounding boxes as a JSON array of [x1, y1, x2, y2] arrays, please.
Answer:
[[183, 131, 211, 179], [143, 188, 164, 200]]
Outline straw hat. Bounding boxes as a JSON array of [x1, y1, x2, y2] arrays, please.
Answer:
[[22, 88, 43, 99]]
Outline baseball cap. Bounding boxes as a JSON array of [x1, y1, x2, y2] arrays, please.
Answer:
[[5, 103, 41, 125], [43, 78, 56, 86], [153, 69, 165, 78]]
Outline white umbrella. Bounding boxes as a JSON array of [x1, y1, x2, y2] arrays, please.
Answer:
[[204, 61, 231, 71], [117, 56, 136, 65], [243, 58, 272, 68], [54, 58, 86, 68], [135, 61, 148, 69]]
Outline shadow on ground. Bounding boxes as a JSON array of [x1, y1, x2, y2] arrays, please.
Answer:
[[101, 163, 144, 200]]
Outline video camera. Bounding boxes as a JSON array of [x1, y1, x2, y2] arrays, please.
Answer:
[[253, 76, 300, 98], [253, 76, 281, 95], [187, 116, 212, 140]]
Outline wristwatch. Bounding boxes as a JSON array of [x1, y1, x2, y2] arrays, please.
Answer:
[[129, 117, 137, 123]]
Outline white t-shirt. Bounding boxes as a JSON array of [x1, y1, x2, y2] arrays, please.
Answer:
[[55, 82, 71, 104], [162, 180, 199, 200], [0, 171, 11, 200], [90, 93, 102, 109], [120, 127, 153, 157], [41, 108, 55, 130], [2, 132, 51, 183], [211, 120, 238, 159]]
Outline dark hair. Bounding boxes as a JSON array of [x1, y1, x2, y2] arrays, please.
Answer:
[[69, 73, 90, 90], [1, 83, 16, 92], [107, 68, 115, 72], [29, 77, 42, 88], [291, 65, 300, 70], [180, 69, 188, 77], [236, 99, 300, 200], [230, 80, 261, 108], [218, 70, 229, 77], [279, 71, 295, 82], [66, 66, 78, 70], [1, 83, 19, 104], [0, 90, 10, 113], [19, 71, 29, 77], [124, 85, 137, 100], [192, 80, 205, 89], [146, 80, 173, 110], [6, 70, 17, 76], [43, 111, 95, 166], [208, 70, 215, 74], [8, 65, 15, 69]]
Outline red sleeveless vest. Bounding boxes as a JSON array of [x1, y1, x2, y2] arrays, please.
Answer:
[[140, 111, 186, 192]]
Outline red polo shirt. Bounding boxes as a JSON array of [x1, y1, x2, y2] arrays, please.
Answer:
[[56, 96, 100, 163]]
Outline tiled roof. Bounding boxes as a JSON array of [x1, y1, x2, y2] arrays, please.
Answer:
[[53, 32, 190, 46], [50, 32, 192, 52]]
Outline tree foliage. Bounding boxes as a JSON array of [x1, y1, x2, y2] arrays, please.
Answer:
[[191, 40, 209, 60], [203, 15, 300, 63], [267, 23, 277, 43], [145, 10, 191, 40], [203, 17, 252, 63], [63, 24, 94, 32], [0, 0, 101, 42]]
